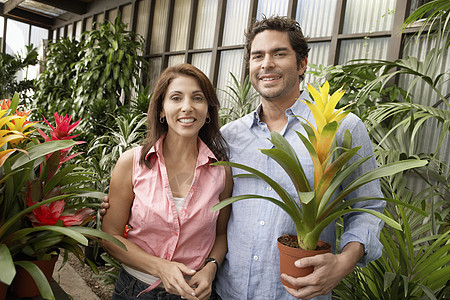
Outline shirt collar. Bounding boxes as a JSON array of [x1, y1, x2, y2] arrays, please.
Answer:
[[145, 134, 218, 165], [249, 90, 312, 129]]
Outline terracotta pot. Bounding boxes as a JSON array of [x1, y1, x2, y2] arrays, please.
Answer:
[[277, 235, 331, 289], [0, 281, 7, 300], [10, 254, 58, 298]]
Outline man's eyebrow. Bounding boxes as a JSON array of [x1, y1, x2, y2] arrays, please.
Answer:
[[250, 47, 289, 55], [273, 47, 289, 52]]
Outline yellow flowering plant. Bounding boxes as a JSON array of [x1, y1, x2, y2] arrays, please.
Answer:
[[212, 81, 427, 251]]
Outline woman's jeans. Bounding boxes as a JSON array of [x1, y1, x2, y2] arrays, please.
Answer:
[[112, 267, 221, 300]]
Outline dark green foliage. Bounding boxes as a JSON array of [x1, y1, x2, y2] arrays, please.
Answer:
[[72, 15, 148, 140], [33, 38, 81, 118]]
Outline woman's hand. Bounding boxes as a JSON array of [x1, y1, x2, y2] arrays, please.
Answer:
[[156, 260, 198, 299], [187, 262, 216, 300]]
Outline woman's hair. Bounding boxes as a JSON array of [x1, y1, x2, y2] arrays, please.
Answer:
[[244, 15, 310, 82], [140, 63, 228, 167]]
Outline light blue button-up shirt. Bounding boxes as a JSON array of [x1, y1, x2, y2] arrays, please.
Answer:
[[215, 91, 385, 300]]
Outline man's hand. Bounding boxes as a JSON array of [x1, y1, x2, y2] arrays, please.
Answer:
[[281, 242, 364, 299], [99, 195, 110, 221]]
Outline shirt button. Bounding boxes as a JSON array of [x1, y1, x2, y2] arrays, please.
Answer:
[[267, 186, 272, 191], [253, 255, 259, 261], [259, 220, 265, 226]]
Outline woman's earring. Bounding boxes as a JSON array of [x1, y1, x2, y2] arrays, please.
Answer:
[[159, 117, 165, 123], [205, 117, 211, 124]]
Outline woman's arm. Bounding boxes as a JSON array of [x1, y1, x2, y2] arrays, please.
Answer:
[[101, 149, 198, 299], [188, 166, 233, 299]]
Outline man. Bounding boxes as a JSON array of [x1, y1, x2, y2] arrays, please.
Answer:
[[213, 16, 384, 300], [102, 16, 385, 300]]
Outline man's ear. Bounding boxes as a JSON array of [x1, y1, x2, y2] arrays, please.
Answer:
[[299, 57, 308, 75]]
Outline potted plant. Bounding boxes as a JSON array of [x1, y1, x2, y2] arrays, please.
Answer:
[[212, 81, 427, 287], [0, 93, 124, 299]]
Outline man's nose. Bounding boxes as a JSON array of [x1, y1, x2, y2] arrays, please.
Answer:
[[261, 55, 275, 70]]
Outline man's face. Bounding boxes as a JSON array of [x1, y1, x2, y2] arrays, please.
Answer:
[[249, 30, 306, 103]]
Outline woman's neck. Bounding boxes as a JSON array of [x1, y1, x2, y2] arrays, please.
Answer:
[[162, 133, 199, 161]]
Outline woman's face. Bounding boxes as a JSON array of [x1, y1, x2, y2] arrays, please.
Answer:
[[160, 75, 209, 140]]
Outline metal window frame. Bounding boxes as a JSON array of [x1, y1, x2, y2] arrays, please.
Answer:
[[0, 0, 424, 87]]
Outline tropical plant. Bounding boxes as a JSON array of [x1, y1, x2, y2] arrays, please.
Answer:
[[328, 1, 450, 297], [0, 93, 124, 299], [212, 81, 427, 250], [33, 37, 81, 119], [72, 14, 148, 140], [219, 73, 258, 126], [0, 45, 38, 101]]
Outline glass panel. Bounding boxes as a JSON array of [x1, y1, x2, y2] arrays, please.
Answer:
[[170, 0, 191, 51], [338, 37, 389, 64], [256, 0, 289, 19], [136, 0, 150, 41], [150, 0, 169, 53], [85, 16, 93, 31], [148, 57, 162, 89], [296, 0, 337, 38], [222, 0, 250, 46], [343, 0, 396, 34], [191, 52, 212, 79], [28, 26, 48, 80], [108, 8, 118, 22], [96, 13, 105, 27], [67, 24, 73, 38], [121, 4, 132, 29], [6, 19, 29, 55], [303, 42, 330, 87], [217, 49, 244, 106], [400, 33, 450, 192], [59, 27, 65, 39], [168, 55, 185, 67], [30, 26, 48, 50], [75, 21, 83, 41], [52, 30, 57, 40], [0, 16, 3, 39], [193, 0, 218, 49]]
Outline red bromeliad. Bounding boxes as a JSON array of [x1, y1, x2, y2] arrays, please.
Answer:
[[25, 180, 94, 227], [37, 113, 85, 180]]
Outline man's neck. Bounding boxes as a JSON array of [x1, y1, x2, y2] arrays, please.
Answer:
[[259, 95, 299, 133]]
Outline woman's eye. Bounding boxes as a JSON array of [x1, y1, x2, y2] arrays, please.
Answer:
[[171, 96, 181, 101], [193, 96, 204, 101]]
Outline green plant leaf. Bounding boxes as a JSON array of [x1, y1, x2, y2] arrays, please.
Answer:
[[14, 260, 54, 299], [10, 140, 76, 170], [0, 244, 15, 285]]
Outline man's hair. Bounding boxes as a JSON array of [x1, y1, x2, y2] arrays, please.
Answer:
[[244, 16, 310, 81]]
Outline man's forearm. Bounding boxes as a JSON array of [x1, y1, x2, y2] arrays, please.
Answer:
[[338, 241, 365, 277]]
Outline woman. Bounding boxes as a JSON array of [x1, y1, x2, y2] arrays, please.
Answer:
[[102, 64, 232, 300]]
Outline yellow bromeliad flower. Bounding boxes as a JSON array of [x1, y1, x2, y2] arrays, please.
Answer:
[[0, 97, 33, 167], [300, 81, 350, 188], [5, 109, 37, 146]]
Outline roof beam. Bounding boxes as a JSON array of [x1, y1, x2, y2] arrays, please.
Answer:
[[7, 7, 54, 28], [3, 0, 25, 14], [33, 0, 88, 15]]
